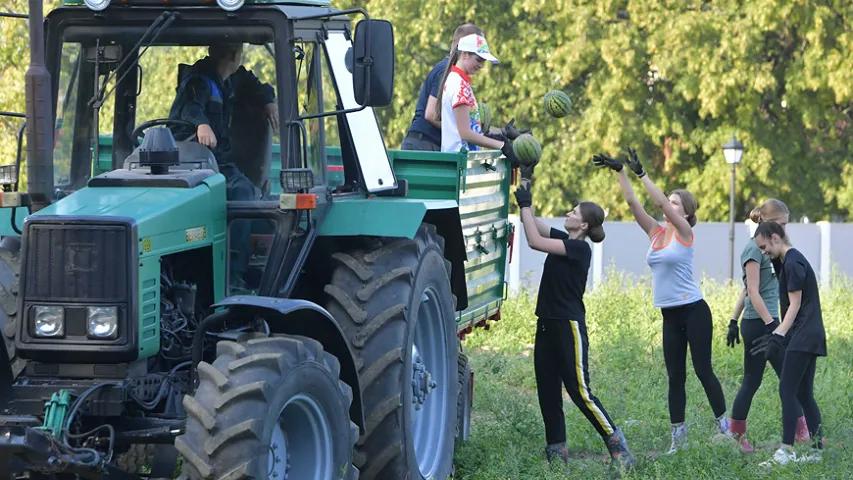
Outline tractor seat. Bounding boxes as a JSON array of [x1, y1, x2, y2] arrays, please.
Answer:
[[123, 140, 220, 173]]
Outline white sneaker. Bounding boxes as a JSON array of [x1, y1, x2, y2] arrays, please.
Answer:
[[800, 449, 823, 463], [759, 446, 797, 467], [667, 423, 687, 455], [759, 446, 822, 467]]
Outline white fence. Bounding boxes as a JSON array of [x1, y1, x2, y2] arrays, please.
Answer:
[[507, 216, 853, 294]]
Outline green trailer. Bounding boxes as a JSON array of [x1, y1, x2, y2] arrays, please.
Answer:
[[0, 1, 514, 479]]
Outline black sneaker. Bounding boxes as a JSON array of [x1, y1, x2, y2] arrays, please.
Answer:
[[545, 442, 569, 464], [605, 427, 637, 471]]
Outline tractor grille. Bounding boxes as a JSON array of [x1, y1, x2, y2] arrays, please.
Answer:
[[24, 223, 131, 302]]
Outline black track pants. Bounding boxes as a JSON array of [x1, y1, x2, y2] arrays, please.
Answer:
[[534, 317, 616, 444]]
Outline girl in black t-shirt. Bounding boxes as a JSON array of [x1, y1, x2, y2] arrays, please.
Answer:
[[513, 184, 636, 472], [752, 221, 826, 466]]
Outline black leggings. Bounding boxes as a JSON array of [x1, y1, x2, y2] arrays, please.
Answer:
[[534, 318, 617, 444], [661, 299, 727, 424], [731, 318, 803, 420], [781, 351, 823, 445]]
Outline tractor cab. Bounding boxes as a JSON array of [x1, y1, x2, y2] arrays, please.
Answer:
[[40, 1, 396, 295]]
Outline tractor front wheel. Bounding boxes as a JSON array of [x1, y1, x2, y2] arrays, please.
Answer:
[[324, 224, 458, 479], [175, 333, 358, 480]]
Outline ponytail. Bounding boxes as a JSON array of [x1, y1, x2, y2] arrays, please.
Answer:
[[433, 47, 460, 123], [752, 198, 790, 224], [749, 207, 762, 223]]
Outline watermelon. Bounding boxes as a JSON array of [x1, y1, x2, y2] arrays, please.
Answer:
[[512, 133, 542, 166], [544, 90, 571, 118], [480, 102, 492, 134]]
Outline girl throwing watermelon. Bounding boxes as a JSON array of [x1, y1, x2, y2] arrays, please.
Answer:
[[513, 166, 637, 472], [434, 33, 520, 165], [593, 148, 731, 454]]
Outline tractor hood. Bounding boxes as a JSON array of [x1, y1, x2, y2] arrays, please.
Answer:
[[28, 173, 227, 256]]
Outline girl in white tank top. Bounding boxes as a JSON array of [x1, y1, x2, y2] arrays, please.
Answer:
[[593, 148, 732, 454]]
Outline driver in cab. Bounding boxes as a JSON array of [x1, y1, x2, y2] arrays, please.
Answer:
[[167, 43, 278, 197], [167, 43, 278, 289]]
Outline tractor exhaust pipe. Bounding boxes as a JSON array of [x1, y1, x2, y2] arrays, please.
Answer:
[[25, 0, 53, 213]]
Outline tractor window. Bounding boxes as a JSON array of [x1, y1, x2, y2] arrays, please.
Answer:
[[53, 43, 82, 187], [296, 41, 342, 188]]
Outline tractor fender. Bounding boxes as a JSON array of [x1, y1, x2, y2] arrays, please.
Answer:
[[212, 295, 365, 433], [318, 198, 470, 311]]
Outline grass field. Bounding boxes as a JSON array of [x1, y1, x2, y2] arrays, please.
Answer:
[[452, 272, 853, 480]]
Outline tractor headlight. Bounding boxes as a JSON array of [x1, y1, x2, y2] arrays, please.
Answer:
[[87, 307, 119, 339], [216, 0, 244, 11], [84, 0, 111, 11], [33, 306, 64, 338]]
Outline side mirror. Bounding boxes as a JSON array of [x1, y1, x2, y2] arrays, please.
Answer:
[[352, 19, 394, 107]]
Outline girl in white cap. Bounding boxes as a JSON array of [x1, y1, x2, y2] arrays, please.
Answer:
[[434, 33, 520, 165]]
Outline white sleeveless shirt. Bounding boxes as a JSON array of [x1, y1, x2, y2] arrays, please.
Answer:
[[646, 226, 703, 308]]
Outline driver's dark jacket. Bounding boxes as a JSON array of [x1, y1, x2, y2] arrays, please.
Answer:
[[167, 56, 275, 165]]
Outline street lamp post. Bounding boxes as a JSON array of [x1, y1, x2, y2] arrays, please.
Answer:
[[723, 135, 744, 282]]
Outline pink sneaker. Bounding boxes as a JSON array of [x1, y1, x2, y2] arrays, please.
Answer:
[[795, 416, 811, 443]]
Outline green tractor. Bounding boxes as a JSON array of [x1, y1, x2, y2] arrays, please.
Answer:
[[0, 0, 513, 479]]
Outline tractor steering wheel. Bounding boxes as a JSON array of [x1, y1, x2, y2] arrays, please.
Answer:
[[130, 119, 198, 148]]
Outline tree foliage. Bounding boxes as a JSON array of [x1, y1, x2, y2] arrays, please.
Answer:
[[354, 0, 853, 221], [1, 1, 851, 221]]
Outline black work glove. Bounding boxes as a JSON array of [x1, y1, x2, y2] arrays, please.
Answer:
[[592, 153, 623, 172], [520, 163, 536, 181], [514, 184, 532, 208], [764, 319, 780, 333], [501, 141, 522, 169], [749, 332, 785, 361], [726, 319, 740, 348], [502, 118, 531, 140], [485, 130, 507, 142], [624, 147, 646, 177]]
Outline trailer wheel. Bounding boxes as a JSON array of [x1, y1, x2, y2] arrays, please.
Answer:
[[175, 333, 358, 480], [324, 223, 458, 479]]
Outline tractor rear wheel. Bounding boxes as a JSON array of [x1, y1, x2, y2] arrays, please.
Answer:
[[175, 333, 358, 480], [324, 223, 458, 480], [456, 350, 472, 446]]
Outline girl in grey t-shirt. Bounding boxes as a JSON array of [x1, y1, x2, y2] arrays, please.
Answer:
[[726, 200, 809, 452]]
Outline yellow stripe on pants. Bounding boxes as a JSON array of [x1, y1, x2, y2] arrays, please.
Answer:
[[570, 320, 614, 436]]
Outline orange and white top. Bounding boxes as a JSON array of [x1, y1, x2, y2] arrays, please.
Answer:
[[645, 226, 703, 308]]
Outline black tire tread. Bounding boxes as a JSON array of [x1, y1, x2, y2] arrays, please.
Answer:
[[324, 223, 455, 480], [0, 247, 23, 378], [456, 349, 472, 445], [175, 334, 357, 480]]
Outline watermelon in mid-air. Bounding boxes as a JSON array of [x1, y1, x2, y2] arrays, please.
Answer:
[[543, 90, 571, 118], [512, 133, 542, 166]]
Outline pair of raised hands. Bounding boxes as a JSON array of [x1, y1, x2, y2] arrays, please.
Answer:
[[592, 148, 646, 178]]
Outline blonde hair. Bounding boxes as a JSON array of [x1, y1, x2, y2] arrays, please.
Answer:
[[433, 24, 485, 123], [671, 189, 699, 227], [749, 198, 789, 223]]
